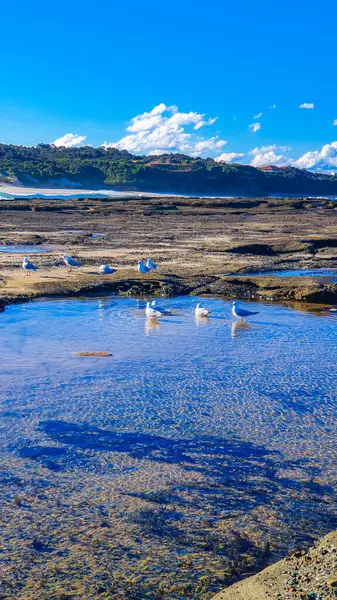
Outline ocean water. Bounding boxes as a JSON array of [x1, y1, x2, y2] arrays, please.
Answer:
[[1, 295, 337, 599], [1, 190, 337, 201]]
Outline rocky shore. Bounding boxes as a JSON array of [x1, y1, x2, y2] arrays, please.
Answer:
[[213, 530, 337, 600], [1, 194, 337, 310], [2, 193, 337, 599]]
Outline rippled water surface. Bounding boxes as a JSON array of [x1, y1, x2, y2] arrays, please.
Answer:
[[0, 244, 51, 253], [1, 296, 337, 599], [227, 268, 337, 278]]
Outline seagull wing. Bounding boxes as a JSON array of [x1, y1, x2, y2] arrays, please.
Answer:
[[239, 308, 259, 316]]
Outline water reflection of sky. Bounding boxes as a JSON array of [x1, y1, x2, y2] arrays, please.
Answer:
[[1, 296, 337, 463]]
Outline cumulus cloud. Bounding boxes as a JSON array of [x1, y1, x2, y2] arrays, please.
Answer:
[[53, 133, 86, 147], [249, 145, 293, 168], [194, 117, 218, 130], [103, 103, 225, 157], [248, 122, 261, 133], [299, 103, 314, 109], [293, 142, 337, 170], [253, 112, 262, 119], [268, 104, 276, 109], [243, 142, 337, 172], [333, 119, 337, 126], [215, 152, 245, 163]]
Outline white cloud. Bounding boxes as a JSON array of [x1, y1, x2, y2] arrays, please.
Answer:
[[299, 103, 314, 109], [268, 104, 276, 109], [104, 103, 225, 157], [215, 152, 245, 163], [194, 117, 218, 130], [253, 112, 262, 119], [243, 141, 337, 172], [53, 133, 86, 147], [293, 141, 337, 170], [248, 122, 261, 133], [333, 119, 337, 126], [249, 145, 292, 168]]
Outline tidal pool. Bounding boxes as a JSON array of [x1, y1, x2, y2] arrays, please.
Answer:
[[1, 296, 337, 599], [0, 244, 50, 253], [226, 268, 337, 278]]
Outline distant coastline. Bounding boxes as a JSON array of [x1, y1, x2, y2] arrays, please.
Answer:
[[1, 184, 337, 202], [1, 143, 337, 197]]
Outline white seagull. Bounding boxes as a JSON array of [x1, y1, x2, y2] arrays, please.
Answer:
[[232, 301, 259, 320], [145, 302, 163, 319], [22, 257, 37, 276], [195, 303, 211, 317], [146, 258, 157, 270], [63, 255, 81, 272], [99, 265, 116, 275], [138, 260, 151, 274]]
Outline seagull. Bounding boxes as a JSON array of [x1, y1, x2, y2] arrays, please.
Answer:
[[22, 257, 37, 276], [146, 258, 157, 270], [145, 302, 163, 318], [99, 265, 116, 275], [138, 260, 151, 274], [63, 255, 81, 272], [232, 301, 259, 320], [151, 300, 171, 315], [195, 303, 210, 317]]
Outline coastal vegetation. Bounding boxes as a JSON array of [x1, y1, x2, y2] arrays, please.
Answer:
[[1, 143, 337, 195]]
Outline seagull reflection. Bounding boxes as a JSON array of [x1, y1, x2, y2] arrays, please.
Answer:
[[145, 318, 161, 336], [231, 320, 251, 338], [195, 314, 211, 327], [97, 299, 110, 321]]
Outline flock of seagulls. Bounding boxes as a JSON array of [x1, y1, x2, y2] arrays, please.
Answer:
[[22, 255, 157, 277], [145, 300, 259, 321], [21, 254, 259, 322]]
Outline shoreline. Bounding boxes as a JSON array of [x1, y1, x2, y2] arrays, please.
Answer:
[[1, 270, 337, 313]]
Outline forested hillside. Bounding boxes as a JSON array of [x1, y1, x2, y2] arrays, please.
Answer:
[[1, 143, 337, 195]]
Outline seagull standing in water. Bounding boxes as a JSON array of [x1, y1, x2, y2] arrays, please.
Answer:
[[138, 260, 151, 274], [99, 265, 116, 275], [63, 255, 81, 272], [232, 301, 259, 321], [145, 302, 163, 318], [22, 257, 37, 276], [195, 303, 211, 317], [146, 258, 157, 270]]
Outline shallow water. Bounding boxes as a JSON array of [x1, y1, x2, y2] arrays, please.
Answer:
[[227, 268, 337, 278], [0, 244, 50, 253], [1, 296, 337, 599]]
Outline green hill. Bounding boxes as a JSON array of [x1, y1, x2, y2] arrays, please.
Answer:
[[1, 143, 337, 196]]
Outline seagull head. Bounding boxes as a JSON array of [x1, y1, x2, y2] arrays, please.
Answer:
[[232, 301, 238, 306], [23, 257, 29, 263]]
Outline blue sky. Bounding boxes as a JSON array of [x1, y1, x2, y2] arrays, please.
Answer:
[[1, 0, 337, 170]]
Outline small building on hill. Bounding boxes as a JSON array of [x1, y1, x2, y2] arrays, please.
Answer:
[[258, 165, 282, 172]]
